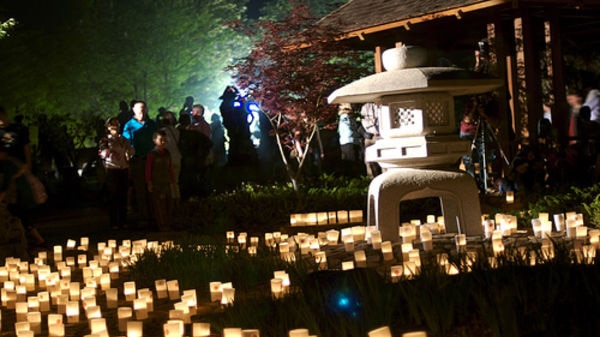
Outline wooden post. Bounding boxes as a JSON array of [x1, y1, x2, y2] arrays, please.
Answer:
[[489, 17, 514, 164], [374, 46, 383, 73], [548, 10, 568, 145], [520, 7, 544, 141]]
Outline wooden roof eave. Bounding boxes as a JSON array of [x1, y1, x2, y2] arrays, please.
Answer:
[[336, 0, 513, 42]]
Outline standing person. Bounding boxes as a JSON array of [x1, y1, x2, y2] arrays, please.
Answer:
[[567, 91, 583, 144], [145, 130, 175, 231], [98, 118, 134, 230], [179, 96, 194, 125], [0, 133, 46, 248], [191, 104, 211, 138], [337, 103, 362, 176], [122, 100, 157, 228], [210, 113, 227, 168], [158, 111, 182, 207]]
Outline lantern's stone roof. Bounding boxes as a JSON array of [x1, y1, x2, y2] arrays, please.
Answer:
[[328, 67, 503, 104], [318, 0, 509, 37]]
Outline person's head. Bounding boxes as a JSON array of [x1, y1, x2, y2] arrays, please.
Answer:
[[131, 100, 147, 122], [211, 113, 222, 124], [158, 111, 176, 127], [192, 104, 205, 117], [152, 130, 167, 149], [567, 93, 582, 109], [119, 100, 129, 113], [184, 96, 194, 107], [338, 103, 352, 116], [105, 117, 120, 135]]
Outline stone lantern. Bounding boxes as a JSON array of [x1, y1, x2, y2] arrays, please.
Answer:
[[328, 46, 503, 241]]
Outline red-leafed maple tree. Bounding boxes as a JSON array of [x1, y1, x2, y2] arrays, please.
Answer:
[[228, 1, 371, 192]]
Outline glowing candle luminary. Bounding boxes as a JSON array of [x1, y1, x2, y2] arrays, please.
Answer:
[[174, 301, 191, 323], [124, 281, 136, 302], [553, 213, 565, 232], [401, 243, 413, 261], [382, 241, 394, 261], [351, 226, 366, 242], [86, 305, 102, 321], [54, 246, 63, 262], [192, 322, 211, 337], [221, 287, 235, 306], [505, 191, 515, 204], [164, 320, 185, 337], [99, 273, 111, 291], [400, 225, 416, 244], [242, 329, 260, 337], [589, 229, 600, 247], [455, 234, 467, 253], [48, 323, 65, 337], [237, 234, 247, 249], [354, 250, 367, 268], [314, 252, 328, 270], [341, 261, 355, 271], [118, 307, 133, 332], [483, 220, 495, 239], [134, 298, 148, 320], [155, 279, 168, 299], [167, 280, 180, 300], [492, 238, 505, 256], [368, 326, 393, 337], [105, 288, 118, 309], [182, 289, 197, 315], [403, 332, 428, 337], [337, 210, 349, 224], [343, 235, 354, 252], [368, 230, 381, 249], [576, 225, 588, 240], [305, 213, 318, 225], [223, 328, 243, 337], [47, 313, 63, 329], [77, 254, 87, 268], [89, 318, 108, 337], [390, 265, 403, 283], [226, 231, 235, 244], [209, 282, 222, 302], [566, 220, 578, 238], [326, 230, 340, 245], [66, 301, 79, 323], [138, 288, 154, 312], [288, 329, 310, 337], [14, 322, 31, 336], [289, 214, 300, 226], [127, 321, 143, 337], [0, 266, 7, 282], [420, 229, 433, 251], [349, 210, 363, 224], [16, 302, 28, 322], [317, 212, 328, 225]]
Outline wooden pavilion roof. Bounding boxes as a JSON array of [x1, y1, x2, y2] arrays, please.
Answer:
[[319, 0, 600, 49]]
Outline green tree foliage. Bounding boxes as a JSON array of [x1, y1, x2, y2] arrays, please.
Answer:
[[0, 18, 16, 39], [229, 2, 371, 192], [0, 0, 250, 122]]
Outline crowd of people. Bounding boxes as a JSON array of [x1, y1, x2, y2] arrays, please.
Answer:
[[97, 98, 229, 231], [4, 79, 600, 240]]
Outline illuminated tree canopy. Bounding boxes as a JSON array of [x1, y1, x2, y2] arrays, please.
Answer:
[[0, 0, 251, 117]]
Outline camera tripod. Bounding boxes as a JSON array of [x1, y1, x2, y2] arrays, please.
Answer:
[[469, 116, 510, 193]]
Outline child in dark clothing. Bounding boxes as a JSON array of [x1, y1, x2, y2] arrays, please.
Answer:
[[98, 117, 135, 230], [145, 130, 175, 231]]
